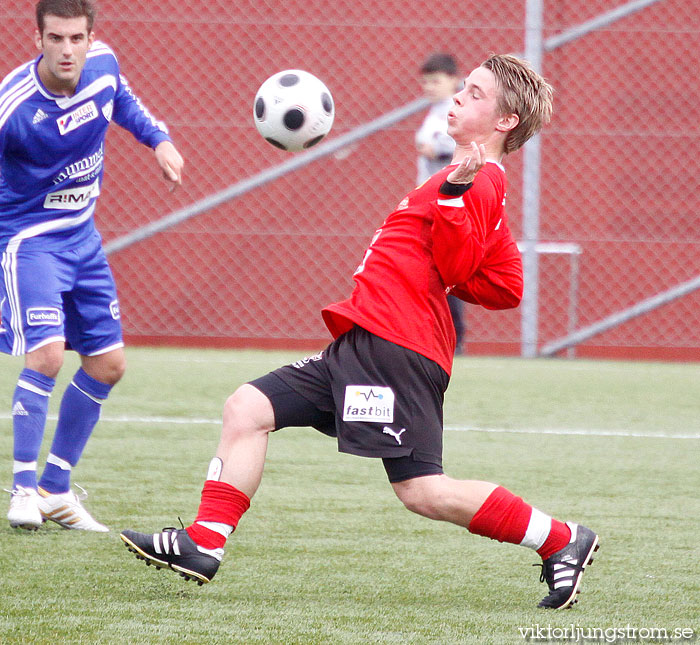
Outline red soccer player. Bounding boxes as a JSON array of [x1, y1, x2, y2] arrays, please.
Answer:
[[121, 54, 598, 610]]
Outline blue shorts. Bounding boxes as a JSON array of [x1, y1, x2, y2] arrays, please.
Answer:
[[0, 232, 123, 356]]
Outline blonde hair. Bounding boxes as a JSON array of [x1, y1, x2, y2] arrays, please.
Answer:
[[482, 54, 553, 155]]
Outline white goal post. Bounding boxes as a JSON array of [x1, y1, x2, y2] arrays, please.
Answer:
[[517, 242, 582, 358]]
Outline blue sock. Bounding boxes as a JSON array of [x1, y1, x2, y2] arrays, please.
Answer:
[[38, 368, 112, 494], [12, 369, 55, 490]]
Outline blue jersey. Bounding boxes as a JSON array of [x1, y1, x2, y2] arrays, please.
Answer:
[[0, 41, 171, 252]]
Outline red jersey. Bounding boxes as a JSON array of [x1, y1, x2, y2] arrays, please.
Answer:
[[322, 161, 523, 375]]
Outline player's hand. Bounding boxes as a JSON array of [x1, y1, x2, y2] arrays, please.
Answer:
[[155, 140, 184, 191], [446, 141, 486, 185], [417, 142, 435, 158]]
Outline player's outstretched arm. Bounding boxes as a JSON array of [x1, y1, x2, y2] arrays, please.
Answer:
[[155, 140, 184, 189]]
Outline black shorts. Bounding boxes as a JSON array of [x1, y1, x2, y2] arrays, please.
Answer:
[[248, 326, 450, 482]]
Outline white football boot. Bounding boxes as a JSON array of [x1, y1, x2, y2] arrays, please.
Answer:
[[7, 485, 43, 530], [37, 484, 109, 532]]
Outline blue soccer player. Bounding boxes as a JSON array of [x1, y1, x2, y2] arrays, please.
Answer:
[[1, 0, 184, 532]]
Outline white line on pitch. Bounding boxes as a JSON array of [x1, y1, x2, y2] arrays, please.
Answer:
[[444, 425, 700, 439], [0, 413, 696, 439], [0, 413, 221, 425]]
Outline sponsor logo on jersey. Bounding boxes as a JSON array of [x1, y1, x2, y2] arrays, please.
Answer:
[[44, 178, 100, 210], [110, 300, 120, 320], [32, 108, 49, 125], [26, 307, 61, 326], [53, 144, 104, 185], [57, 100, 99, 135], [342, 385, 394, 423], [102, 99, 114, 122], [396, 196, 409, 210], [291, 351, 323, 369]]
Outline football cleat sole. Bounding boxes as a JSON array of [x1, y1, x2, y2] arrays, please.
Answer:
[[120, 533, 211, 585]]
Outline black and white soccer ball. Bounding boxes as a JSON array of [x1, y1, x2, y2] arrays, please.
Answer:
[[253, 70, 334, 151]]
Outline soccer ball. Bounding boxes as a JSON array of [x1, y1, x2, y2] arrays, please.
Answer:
[[253, 70, 334, 151]]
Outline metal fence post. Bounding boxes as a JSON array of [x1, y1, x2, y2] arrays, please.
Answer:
[[521, 0, 545, 357]]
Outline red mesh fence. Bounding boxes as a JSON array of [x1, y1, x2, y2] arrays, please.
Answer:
[[1, 0, 698, 359]]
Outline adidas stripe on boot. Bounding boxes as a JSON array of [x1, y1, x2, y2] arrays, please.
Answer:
[[38, 485, 108, 532], [537, 522, 599, 609], [120, 527, 223, 585]]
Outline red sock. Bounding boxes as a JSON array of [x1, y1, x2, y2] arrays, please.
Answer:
[[468, 486, 532, 544], [537, 519, 571, 560], [186, 480, 250, 550], [468, 486, 571, 559]]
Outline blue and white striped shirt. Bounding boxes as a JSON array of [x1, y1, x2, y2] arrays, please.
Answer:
[[0, 41, 171, 252]]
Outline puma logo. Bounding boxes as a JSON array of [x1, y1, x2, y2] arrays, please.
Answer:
[[383, 426, 406, 445]]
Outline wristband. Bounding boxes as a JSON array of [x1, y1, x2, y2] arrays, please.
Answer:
[[439, 180, 473, 196]]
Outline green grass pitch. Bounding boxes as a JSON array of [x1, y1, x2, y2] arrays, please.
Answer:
[[1, 348, 698, 644]]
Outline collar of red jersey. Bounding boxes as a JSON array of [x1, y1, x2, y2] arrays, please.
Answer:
[[448, 159, 505, 173]]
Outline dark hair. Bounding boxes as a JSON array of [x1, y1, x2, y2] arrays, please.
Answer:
[[420, 53, 458, 76], [36, 0, 96, 33]]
